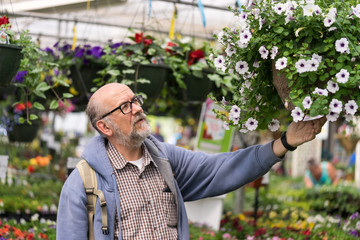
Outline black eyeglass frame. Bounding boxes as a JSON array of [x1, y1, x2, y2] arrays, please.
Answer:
[[99, 95, 143, 120]]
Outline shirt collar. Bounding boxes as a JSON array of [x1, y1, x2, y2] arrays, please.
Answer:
[[106, 141, 157, 170]]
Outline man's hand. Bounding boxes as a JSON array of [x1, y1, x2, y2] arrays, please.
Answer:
[[286, 116, 327, 147], [272, 117, 327, 157]]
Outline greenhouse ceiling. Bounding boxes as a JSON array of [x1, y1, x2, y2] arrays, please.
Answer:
[[1, 0, 240, 48]]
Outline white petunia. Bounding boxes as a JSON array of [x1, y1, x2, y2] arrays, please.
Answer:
[[223, 121, 230, 130], [329, 99, 342, 113], [312, 53, 322, 63], [275, 57, 287, 70], [352, 4, 360, 18], [295, 59, 309, 73], [313, 87, 328, 96], [225, 45, 236, 57], [270, 46, 279, 59], [345, 100, 358, 115], [335, 69, 350, 83], [214, 55, 225, 69], [335, 38, 350, 54], [307, 59, 319, 72], [328, 27, 337, 32], [324, 17, 335, 27], [273, 3, 286, 14], [328, 7, 337, 18], [326, 111, 339, 122], [291, 107, 304, 122], [217, 31, 225, 44], [239, 29, 252, 44], [235, 60, 249, 74], [303, 4, 321, 16], [245, 117, 258, 131], [236, 40, 249, 49], [229, 115, 240, 125], [268, 119, 280, 132], [327, 80, 339, 93], [259, 46, 269, 59], [253, 59, 260, 68], [230, 105, 241, 117], [238, 12, 248, 22], [302, 96, 312, 109]]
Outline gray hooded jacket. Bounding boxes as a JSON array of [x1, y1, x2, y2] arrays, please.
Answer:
[[56, 135, 281, 239]]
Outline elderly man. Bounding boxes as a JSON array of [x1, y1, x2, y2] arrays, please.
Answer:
[[56, 83, 326, 240]]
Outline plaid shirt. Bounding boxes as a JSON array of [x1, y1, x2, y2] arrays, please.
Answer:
[[106, 142, 178, 239]]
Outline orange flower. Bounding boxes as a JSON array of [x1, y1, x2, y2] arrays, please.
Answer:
[[13, 227, 25, 238], [36, 155, 51, 167]]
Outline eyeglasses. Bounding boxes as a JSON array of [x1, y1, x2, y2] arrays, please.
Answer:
[[99, 95, 143, 119]]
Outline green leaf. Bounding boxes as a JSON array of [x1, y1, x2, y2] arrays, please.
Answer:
[[30, 114, 39, 120], [50, 100, 59, 109], [18, 117, 25, 124], [62, 93, 74, 98], [274, 27, 284, 34], [33, 102, 45, 110], [36, 82, 51, 92]]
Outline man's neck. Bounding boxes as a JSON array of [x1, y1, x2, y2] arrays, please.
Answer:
[[110, 141, 143, 161]]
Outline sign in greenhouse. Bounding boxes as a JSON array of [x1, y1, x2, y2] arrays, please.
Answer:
[[195, 99, 234, 153]]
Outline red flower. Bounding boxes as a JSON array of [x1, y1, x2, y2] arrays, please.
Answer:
[[144, 38, 152, 46], [38, 232, 49, 239], [302, 228, 311, 236], [254, 227, 267, 237], [187, 49, 205, 65], [0, 16, 10, 26], [134, 32, 152, 46], [26, 233, 35, 240], [135, 32, 144, 43], [166, 42, 177, 53], [14, 102, 32, 112], [27, 165, 35, 173]]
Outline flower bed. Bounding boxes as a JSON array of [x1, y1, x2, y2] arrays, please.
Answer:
[[0, 216, 56, 240]]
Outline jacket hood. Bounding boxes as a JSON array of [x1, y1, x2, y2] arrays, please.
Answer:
[[81, 135, 114, 187]]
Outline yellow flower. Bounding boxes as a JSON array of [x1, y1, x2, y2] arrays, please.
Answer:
[[281, 208, 289, 217], [69, 87, 79, 96], [237, 213, 246, 221], [269, 211, 277, 219], [29, 158, 38, 166], [291, 211, 299, 220]]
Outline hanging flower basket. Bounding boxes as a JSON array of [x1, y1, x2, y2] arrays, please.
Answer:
[[0, 43, 22, 87], [272, 63, 295, 111], [177, 69, 213, 103], [8, 120, 41, 143], [119, 63, 169, 99], [70, 62, 105, 95], [336, 134, 359, 155]]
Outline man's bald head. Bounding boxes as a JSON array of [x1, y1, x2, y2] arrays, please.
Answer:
[[86, 83, 133, 133]]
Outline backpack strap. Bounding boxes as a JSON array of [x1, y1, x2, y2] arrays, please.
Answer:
[[76, 159, 109, 240]]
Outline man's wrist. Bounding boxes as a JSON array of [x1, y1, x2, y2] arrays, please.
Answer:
[[281, 131, 297, 151]]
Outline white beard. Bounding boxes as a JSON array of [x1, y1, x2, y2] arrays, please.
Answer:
[[110, 114, 151, 149]]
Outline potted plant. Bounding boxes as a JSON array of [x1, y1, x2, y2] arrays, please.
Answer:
[[164, 38, 236, 103], [95, 32, 171, 100], [1, 100, 42, 142], [211, 0, 360, 132], [0, 15, 23, 87]]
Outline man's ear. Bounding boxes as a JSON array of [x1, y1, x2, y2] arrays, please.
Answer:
[[96, 120, 113, 136]]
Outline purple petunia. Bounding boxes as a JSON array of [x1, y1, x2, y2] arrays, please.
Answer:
[[14, 70, 28, 83]]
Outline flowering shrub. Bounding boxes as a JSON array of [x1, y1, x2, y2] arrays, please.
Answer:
[[212, 0, 360, 132]]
